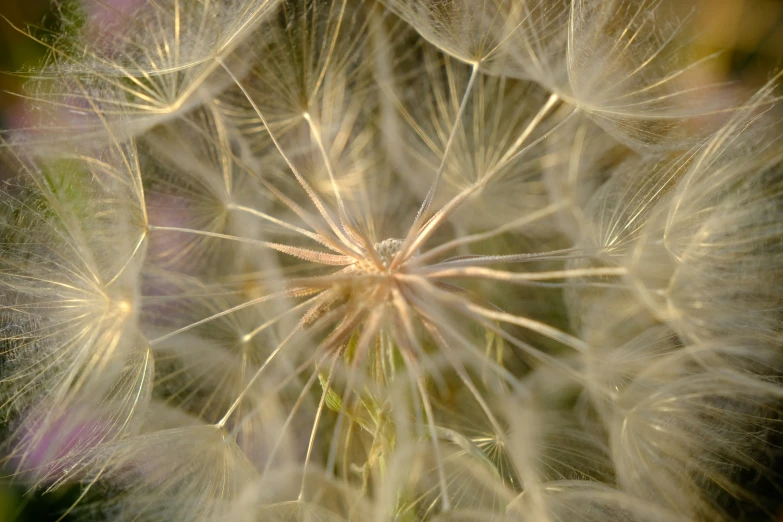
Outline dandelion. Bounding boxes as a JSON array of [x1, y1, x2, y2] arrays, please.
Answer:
[[1, 1, 782, 521]]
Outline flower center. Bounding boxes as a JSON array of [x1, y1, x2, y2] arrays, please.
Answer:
[[349, 238, 405, 275], [374, 238, 404, 269]]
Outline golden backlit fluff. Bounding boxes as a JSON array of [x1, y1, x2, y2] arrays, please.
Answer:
[[0, 1, 782, 521]]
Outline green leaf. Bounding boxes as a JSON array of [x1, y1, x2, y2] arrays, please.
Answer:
[[318, 372, 343, 413]]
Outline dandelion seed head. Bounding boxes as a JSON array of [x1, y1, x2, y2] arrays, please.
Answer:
[[1, 0, 782, 521]]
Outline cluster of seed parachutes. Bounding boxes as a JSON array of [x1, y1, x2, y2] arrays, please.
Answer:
[[1, 1, 782, 521]]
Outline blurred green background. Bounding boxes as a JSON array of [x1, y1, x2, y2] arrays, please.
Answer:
[[0, 0, 52, 130], [0, 0, 781, 521]]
